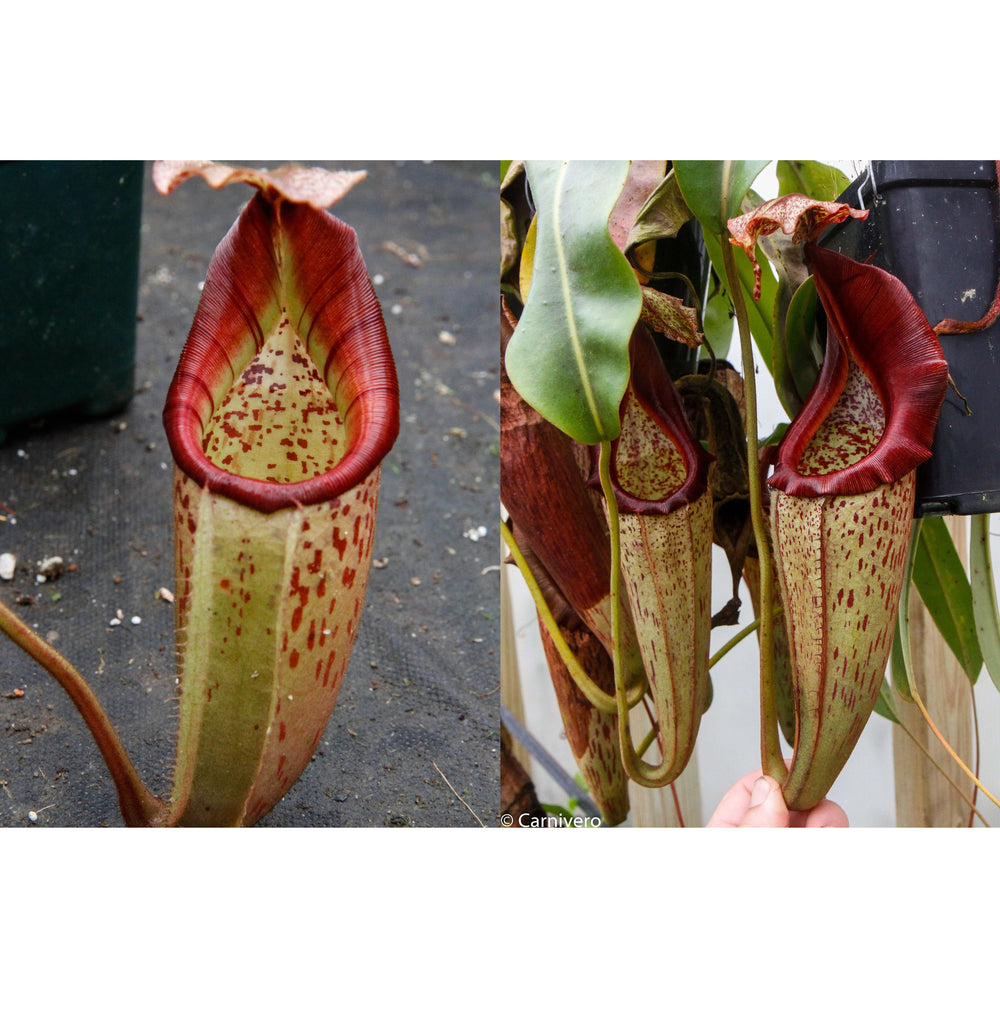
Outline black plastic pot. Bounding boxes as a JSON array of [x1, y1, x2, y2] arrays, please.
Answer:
[[647, 216, 709, 380], [0, 161, 143, 442], [821, 160, 1000, 516]]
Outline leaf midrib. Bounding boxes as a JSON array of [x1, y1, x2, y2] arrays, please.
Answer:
[[552, 162, 607, 441]]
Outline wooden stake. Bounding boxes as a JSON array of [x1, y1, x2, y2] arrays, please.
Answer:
[[892, 515, 974, 826]]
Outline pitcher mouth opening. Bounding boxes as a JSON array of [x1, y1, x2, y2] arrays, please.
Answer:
[[163, 194, 399, 514], [768, 244, 948, 501], [591, 325, 711, 516]]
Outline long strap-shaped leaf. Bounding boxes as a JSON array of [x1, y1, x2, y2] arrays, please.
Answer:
[[911, 515, 983, 684], [970, 513, 1000, 694], [674, 161, 775, 365], [505, 160, 640, 445], [891, 521, 922, 704]]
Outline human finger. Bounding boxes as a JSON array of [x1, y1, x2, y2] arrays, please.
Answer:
[[706, 768, 766, 827], [736, 776, 790, 827], [799, 797, 849, 827]]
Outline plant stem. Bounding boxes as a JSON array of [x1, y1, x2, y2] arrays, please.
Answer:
[[0, 598, 166, 826], [720, 237, 785, 783], [709, 611, 786, 668]]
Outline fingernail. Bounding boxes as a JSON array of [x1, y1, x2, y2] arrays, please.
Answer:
[[749, 777, 772, 808]]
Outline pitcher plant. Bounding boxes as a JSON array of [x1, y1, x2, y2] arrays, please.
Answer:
[[0, 161, 399, 826], [501, 159, 1000, 825]]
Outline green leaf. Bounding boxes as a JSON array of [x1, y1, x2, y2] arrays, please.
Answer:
[[702, 278, 734, 360], [673, 160, 771, 235], [775, 160, 851, 202], [505, 160, 641, 445], [890, 622, 910, 703], [626, 169, 692, 252], [911, 515, 984, 684], [774, 276, 823, 416], [892, 521, 922, 703], [969, 513, 1000, 694], [873, 674, 901, 724], [671, 161, 775, 372]]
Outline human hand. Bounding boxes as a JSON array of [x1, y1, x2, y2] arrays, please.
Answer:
[[706, 768, 849, 827]]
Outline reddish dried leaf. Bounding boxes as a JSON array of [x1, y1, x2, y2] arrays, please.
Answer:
[[727, 194, 869, 300], [608, 161, 668, 252], [152, 160, 367, 209], [514, 534, 630, 825], [639, 287, 702, 349]]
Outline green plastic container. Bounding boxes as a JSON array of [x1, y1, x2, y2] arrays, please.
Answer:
[[0, 161, 143, 442]]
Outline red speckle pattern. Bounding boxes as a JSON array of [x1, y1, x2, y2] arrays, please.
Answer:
[[170, 322, 382, 826], [203, 319, 344, 483], [613, 388, 687, 501], [615, 491, 713, 782], [771, 473, 916, 809], [798, 360, 885, 476]]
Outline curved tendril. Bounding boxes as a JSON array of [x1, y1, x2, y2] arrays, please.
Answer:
[[500, 523, 642, 715], [710, 614, 770, 670], [634, 721, 658, 762]]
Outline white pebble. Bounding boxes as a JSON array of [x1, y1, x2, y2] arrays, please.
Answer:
[[0, 553, 15, 580], [130, 615, 142, 626]]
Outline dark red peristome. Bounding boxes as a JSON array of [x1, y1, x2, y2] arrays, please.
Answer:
[[594, 324, 712, 515], [163, 192, 399, 514], [769, 244, 949, 499]]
